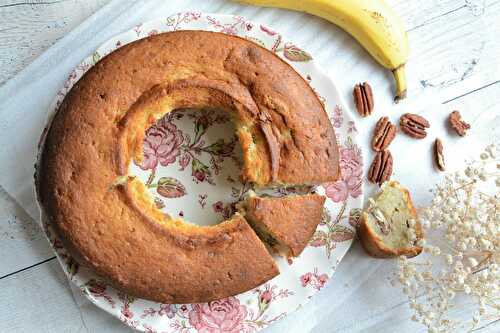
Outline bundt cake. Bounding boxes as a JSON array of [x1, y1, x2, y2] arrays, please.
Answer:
[[37, 30, 340, 303]]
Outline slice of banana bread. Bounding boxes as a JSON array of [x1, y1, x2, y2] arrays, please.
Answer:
[[239, 193, 325, 257], [359, 181, 423, 258]]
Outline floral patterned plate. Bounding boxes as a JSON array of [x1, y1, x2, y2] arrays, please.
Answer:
[[36, 12, 364, 333]]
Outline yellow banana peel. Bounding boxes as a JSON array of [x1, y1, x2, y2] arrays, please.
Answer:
[[235, 0, 409, 102]]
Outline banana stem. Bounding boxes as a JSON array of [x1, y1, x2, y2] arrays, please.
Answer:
[[392, 65, 407, 103]]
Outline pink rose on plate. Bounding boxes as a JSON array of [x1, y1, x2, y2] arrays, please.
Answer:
[[317, 273, 329, 289], [122, 306, 133, 319], [331, 105, 343, 128], [326, 181, 349, 203], [189, 297, 248, 333], [212, 201, 224, 213], [259, 290, 272, 305], [140, 117, 183, 170], [300, 270, 329, 290], [325, 145, 363, 202], [179, 153, 191, 171], [158, 304, 177, 319], [178, 304, 190, 316], [300, 272, 313, 287], [191, 158, 212, 184]]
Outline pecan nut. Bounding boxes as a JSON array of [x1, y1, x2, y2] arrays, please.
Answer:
[[399, 113, 430, 139], [371, 116, 397, 151], [353, 82, 374, 117], [368, 150, 393, 185], [448, 110, 470, 136], [434, 138, 445, 171]]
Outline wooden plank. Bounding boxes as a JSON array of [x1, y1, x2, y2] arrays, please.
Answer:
[[331, 0, 500, 111], [0, 258, 84, 332], [0, 1, 72, 6], [0, 0, 111, 277], [0, 0, 110, 85], [0, 185, 55, 277], [0, 258, 133, 332], [405, 0, 500, 103], [389, 0, 498, 32]]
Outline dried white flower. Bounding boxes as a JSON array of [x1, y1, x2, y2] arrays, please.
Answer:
[[468, 257, 479, 267], [464, 285, 471, 294], [395, 144, 500, 332]]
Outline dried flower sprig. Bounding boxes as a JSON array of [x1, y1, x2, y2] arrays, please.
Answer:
[[396, 144, 499, 332]]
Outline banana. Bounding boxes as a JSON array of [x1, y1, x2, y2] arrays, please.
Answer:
[[235, 0, 409, 102]]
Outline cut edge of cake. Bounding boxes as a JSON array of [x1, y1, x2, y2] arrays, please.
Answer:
[[237, 191, 326, 258]]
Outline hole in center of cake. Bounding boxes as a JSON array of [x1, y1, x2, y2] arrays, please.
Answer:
[[128, 108, 245, 226]]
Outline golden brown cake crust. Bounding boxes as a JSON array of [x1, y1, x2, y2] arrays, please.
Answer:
[[244, 194, 326, 257], [37, 31, 339, 303]]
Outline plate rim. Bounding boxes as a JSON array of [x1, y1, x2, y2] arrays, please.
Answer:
[[34, 11, 364, 333]]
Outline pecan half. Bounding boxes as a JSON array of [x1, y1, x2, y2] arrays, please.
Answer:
[[368, 150, 393, 185], [371, 207, 391, 235], [372, 116, 397, 151], [434, 138, 445, 171], [448, 111, 470, 136], [353, 82, 374, 117], [399, 113, 430, 139]]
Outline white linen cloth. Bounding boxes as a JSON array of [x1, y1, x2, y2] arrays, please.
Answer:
[[0, 0, 496, 332]]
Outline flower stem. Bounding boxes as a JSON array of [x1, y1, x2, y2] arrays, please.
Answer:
[[145, 167, 156, 187], [329, 200, 347, 231]]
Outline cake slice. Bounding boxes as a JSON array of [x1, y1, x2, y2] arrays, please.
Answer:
[[238, 193, 326, 257], [359, 181, 423, 258]]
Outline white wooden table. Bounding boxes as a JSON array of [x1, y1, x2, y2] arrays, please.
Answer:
[[0, 0, 499, 332]]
